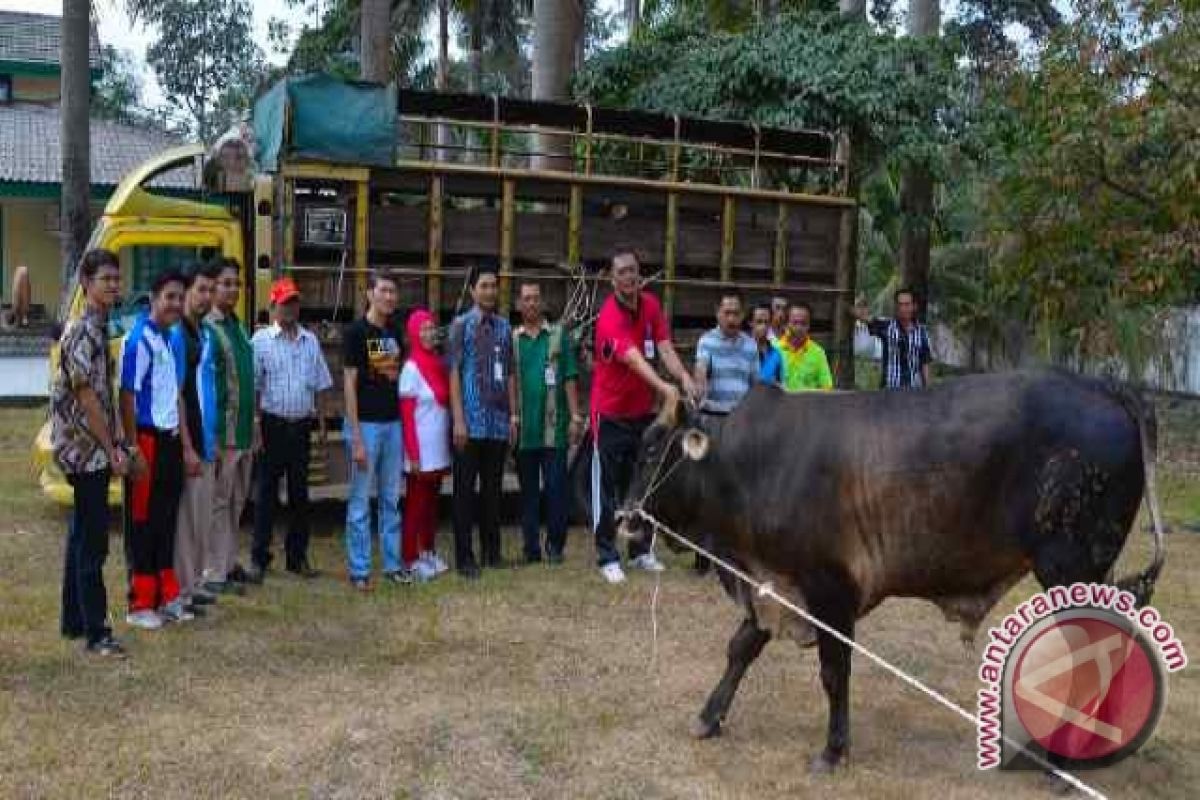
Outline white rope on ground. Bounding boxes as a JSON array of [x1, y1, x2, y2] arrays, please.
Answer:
[[628, 506, 1108, 800]]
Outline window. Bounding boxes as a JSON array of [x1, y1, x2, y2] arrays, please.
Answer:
[[109, 244, 216, 335], [0, 75, 11, 104]]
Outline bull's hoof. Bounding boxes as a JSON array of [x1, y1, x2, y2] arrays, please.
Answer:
[[1041, 771, 1075, 796], [691, 717, 722, 740], [808, 749, 846, 775]]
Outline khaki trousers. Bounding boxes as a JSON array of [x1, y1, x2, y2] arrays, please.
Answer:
[[207, 448, 253, 580], [174, 460, 216, 600]]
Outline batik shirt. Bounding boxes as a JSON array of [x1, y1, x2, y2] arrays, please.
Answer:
[[448, 306, 514, 441], [51, 309, 122, 474]]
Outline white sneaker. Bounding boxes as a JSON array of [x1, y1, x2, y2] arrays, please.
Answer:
[[125, 610, 164, 630], [159, 600, 195, 623], [630, 553, 666, 573], [427, 551, 449, 575], [600, 562, 626, 584], [410, 559, 438, 583]]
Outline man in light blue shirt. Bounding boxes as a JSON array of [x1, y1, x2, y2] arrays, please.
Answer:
[[695, 291, 759, 414]]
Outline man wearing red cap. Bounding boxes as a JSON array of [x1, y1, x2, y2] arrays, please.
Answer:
[[248, 276, 333, 582]]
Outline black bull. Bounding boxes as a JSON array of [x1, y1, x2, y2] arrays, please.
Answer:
[[596, 369, 1166, 772]]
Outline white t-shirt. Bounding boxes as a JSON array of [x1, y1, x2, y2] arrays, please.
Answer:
[[398, 361, 451, 472]]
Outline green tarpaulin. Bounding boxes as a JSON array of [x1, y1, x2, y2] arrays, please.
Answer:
[[254, 75, 397, 171]]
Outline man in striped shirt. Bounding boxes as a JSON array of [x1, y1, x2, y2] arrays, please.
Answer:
[[692, 291, 758, 574], [694, 291, 758, 414]]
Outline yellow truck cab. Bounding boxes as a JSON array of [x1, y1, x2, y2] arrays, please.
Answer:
[[33, 74, 856, 506], [32, 144, 262, 505]]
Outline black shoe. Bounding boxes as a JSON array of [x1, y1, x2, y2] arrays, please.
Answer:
[[85, 636, 127, 658], [203, 580, 245, 596], [524, 552, 544, 565], [546, 551, 564, 565], [457, 564, 481, 581], [184, 602, 207, 618], [244, 566, 266, 585], [191, 589, 217, 605], [286, 561, 321, 579], [350, 576, 371, 592], [227, 564, 250, 584]]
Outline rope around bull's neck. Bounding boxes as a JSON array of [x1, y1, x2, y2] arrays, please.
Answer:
[[626, 505, 1108, 800]]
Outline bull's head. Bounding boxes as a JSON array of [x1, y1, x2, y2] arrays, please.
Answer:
[[616, 392, 714, 551]]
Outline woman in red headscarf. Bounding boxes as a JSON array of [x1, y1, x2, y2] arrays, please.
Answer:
[[399, 308, 451, 580]]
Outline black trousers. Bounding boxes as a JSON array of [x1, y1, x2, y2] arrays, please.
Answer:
[[593, 415, 654, 567], [62, 469, 112, 645], [452, 438, 508, 570], [517, 447, 569, 560], [253, 414, 313, 570]]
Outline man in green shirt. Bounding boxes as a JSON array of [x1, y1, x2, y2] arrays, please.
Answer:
[[513, 281, 584, 564], [778, 302, 834, 392], [204, 257, 256, 592]]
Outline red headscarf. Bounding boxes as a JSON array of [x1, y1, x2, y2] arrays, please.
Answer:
[[406, 308, 449, 407]]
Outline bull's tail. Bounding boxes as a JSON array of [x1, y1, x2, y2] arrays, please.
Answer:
[[1110, 382, 1166, 607]]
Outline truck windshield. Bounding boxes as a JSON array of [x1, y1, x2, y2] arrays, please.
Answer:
[[106, 243, 220, 337]]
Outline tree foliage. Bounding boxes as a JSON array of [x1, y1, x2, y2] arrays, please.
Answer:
[[574, 9, 960, 179], [130, 0, 268, 142], [972, 0, 1199, 368]]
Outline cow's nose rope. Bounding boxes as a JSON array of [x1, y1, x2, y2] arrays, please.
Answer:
[[627, 506, 1108, 800]]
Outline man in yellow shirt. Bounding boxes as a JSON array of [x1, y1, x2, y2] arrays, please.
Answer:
[[777, 302, 833, 392]]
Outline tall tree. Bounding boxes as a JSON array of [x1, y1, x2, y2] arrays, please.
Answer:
[[60, 0, 91, 286], [92, 46, 145, 125], [626, 0, 640, 38], [130, 0, 266, 142], [898, 0, 940, 312], [360, 0, 392, 80], [532, 0, 583, 169]]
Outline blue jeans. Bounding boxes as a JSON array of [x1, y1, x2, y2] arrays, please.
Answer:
[[517, 447, 568, 560], [345, 420, 402, 579]]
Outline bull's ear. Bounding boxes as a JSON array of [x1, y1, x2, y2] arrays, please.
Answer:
[[681, 429, 710, 461]]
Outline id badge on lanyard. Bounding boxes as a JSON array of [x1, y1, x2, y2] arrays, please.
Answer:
[[544, 364, 557, 386], [643, 323, 655, 360], [493, 344, 504, 384]]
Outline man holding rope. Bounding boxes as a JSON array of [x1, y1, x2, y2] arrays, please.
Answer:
[[590, 247, 697, 584]]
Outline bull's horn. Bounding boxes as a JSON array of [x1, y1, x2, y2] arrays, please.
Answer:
[[682, 429, 710, 461]]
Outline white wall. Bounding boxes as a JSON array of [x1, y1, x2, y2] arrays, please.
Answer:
[[0, 357, 49, 398]]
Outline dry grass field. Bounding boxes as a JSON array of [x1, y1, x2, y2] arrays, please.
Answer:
[[1, 402, 1198, 799]]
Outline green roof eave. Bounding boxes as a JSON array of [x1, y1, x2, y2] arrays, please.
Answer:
[[0, 59, 102, 79], [0, 181, 200, 200], [0, 181, 108, 199]]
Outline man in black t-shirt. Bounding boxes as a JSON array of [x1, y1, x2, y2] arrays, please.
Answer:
[[343, 270, 407, 590]]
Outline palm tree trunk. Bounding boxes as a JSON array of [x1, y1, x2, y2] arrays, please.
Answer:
[[625, 0, 639, 40], [435, 0, 451, 162], [468, 1, 484, 94], [60, 0, 91, 291], [838, 0, 866, 17], [532, 0, 583, 171], [899, 0, 939, 312], [360, 0, 391, 82], [466, 0, 484, 163]]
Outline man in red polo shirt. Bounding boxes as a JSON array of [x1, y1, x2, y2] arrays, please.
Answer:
[[590, 247, 697, 584]]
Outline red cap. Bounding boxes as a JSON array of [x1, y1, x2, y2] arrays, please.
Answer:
[[269, 277, 300, 305]]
